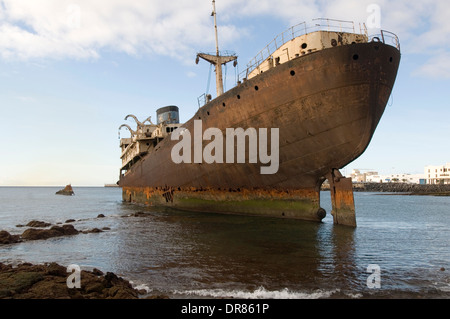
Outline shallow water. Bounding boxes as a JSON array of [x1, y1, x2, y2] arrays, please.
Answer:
[[0, 187, 449, 298]]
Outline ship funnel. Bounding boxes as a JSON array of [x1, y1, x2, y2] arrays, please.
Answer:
[[156, 105, 179, 124]]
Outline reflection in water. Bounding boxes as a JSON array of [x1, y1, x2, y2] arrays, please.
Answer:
[[329, 226, 357, 293], [110, 207, 362, 297]]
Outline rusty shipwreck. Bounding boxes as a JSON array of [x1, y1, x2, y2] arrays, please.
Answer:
[[117, 9, 400, 227]]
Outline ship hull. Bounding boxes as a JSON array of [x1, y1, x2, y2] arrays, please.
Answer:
[[120, 41, 400, 221]]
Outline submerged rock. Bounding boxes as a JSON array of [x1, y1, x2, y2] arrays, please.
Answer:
[[0, 231, 21, 245], [56, 184, 74, 196], [82, 228, 103, 234]]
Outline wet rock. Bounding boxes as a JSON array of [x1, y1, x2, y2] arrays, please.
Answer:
[[133, 211, 146, 217], [45, 262, 67, 277], [65, 219, 76, 223], [56, 184, 74, 196], [121, 211, 147, 218], [0, 231, 21, 245], [21, 225, 79, 241], [0, 265, 44, 298], [82, 228, 103, 234], [26, 220, 52, 228], [92, 268, 104, 276], [0, 262, 142, 299], [97, 214, 105, 218]]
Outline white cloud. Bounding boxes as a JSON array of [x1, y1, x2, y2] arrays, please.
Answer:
[[317, 0, 450, 79], [0, 0, 321, 62], [414, 51, 450, 79], [16, 95, 36, 102], [0, 0, 219, 61], [1, 0, 450, 80], [186, 71, 196, 78]]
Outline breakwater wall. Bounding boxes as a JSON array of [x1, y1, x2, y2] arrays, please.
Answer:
[[322, 182, 450, 194]]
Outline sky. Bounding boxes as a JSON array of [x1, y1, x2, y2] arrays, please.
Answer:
[[0, 0, 449, 186]]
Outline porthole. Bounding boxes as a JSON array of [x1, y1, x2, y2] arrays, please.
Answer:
[[254, 85, 259, 91], [301, 43, 307, 49], [331, 39, 337, 47], [222, 102, 226, 107], [353, 54, 359, 61], [237, 94, 241, 99], [290, 70, 296, 76], [207, 111, 210, 116], [389, 57, 393, 63]]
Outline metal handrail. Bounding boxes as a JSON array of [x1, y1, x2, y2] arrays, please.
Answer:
[[369, 30, 401, 51], [238, 18, 400, 81], [239, 19, 361, 81]]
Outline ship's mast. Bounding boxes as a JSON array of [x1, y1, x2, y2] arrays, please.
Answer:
[[196, 0, 237, 98], [213, 0, 220, 56]]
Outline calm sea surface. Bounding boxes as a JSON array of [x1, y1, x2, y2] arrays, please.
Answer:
[[0, 186, 449, 299]]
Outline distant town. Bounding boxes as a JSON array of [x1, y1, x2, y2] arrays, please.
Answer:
[[350, 162, 450, 185]]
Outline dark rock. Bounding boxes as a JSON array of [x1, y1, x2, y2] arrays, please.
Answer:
[[45, 263, 67, 277], [102, 227, 111, 231], [0, 262, 141, 299], [21, 228, 57, 241], [92, 268, 104, 276], [122, 211, 146, 217], [0, 266, 44, 298], [60, 225, 79, 235], [134, 211, 146, 217], [97, 214, 105, 218], [65, 219, 76, 223], [83, 228, 103, 234], [26, 220, 52, 228], [21, 224, 79, 241], [56, 184, 74, 196], [103, 272, 120, 289], [0, 230, 21, 245]]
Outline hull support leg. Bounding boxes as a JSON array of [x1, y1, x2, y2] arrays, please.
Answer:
[[327, 169, 356, 227]]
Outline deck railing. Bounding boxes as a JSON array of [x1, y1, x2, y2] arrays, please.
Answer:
[[369, 30, 401, 51], [238, 18, 400, 82]]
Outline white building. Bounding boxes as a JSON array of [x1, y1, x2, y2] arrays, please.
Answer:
[[350, 169, 378, 182], [350, 169, 426, 184], [366, 173, 425, 184], [425, 163, 450, 184]]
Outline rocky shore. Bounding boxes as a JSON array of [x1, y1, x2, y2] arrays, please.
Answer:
[[0, 262, 140, 299], [0, 219, 109, 245], [322, 182, 450, 195], [0, 216, 168, 299]]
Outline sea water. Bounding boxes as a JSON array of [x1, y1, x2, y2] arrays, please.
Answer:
[[0, 187, 449, 298]]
